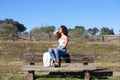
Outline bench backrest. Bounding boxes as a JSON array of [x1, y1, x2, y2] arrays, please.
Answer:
[[24, 53, 95, 65], [60, 53, 95, 63]]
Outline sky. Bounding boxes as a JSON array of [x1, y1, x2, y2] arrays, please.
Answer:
[[0, 0, 120, 34]]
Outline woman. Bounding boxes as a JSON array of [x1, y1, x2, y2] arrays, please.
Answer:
[[48, 25, 68, 67]]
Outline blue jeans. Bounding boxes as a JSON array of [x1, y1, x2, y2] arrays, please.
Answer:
[[49, 48, 66, 62]]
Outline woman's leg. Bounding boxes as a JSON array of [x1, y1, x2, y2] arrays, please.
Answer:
[[48, 49, 55, 61], [54, 49, 66, 62]]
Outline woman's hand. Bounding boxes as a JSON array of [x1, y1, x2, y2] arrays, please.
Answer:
[[53, 31, 59, 36]]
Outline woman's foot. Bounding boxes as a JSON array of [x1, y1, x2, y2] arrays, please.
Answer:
[[54, 61, 60, 67]]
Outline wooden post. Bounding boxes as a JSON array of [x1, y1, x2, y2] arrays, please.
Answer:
[[48, 34, 52, 42], [83, 55, 90, 80], [84, 70, 90, 80], [28, 54, 35, 80], [119, 35, 120, 43], [85, 35, 88, 42], [29, 71, 35, 80], [101, 35, 104, 42], [12, 33, 15, 41], [29, 33, 32, 41]]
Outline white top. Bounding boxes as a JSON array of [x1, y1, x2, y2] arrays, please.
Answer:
[[58, 39, 65, 46], [57, 39, 65, 49]]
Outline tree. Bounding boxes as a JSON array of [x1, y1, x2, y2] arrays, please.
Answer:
[[0, 19, 26, 34], [40, 26, 55, 35], [69, 26, 87, 36], [100, 27, 114, 35], [0, 22, 16, 34], [75, 26, 86, 30], [87, 27, 99, 35], [31, 26, 55, 35]]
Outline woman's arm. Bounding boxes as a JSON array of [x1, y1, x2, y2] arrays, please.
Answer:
[[53, 31, 59, 36], [61, 36, 68, 49]]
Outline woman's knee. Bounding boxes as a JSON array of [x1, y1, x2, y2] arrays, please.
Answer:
[[54, 49, 59, 55], [54, 49, 58, 52], [49, 48, 52, 52]]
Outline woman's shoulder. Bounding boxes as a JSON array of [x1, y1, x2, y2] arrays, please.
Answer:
[[62, 35, 67, 38], [62, 35, 68, 40]]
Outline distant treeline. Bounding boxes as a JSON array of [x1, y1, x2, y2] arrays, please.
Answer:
[[0, 18, 116, 37]]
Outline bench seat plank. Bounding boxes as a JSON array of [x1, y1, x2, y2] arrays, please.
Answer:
[[21, 65, 96, 71]]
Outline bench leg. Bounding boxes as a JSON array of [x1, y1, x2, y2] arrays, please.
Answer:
[[29, 71, 35, 80], [84, 70, 90, 80]]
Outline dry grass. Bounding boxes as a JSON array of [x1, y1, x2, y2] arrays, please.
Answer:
[[0, 41, 120, 71]]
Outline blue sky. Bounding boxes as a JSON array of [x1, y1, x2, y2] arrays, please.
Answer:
[[0, 0, 120, 34]]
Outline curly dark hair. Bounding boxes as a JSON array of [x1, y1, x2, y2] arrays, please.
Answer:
[[60, 25, 68, 36], [56, 25, 68, 40]]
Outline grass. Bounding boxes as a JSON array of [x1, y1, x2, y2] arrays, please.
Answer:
[[36, 77, 120, 80], [0, 41, 120, 66], [0, 41, 120, 80], [0, 70, 120, 80], [0, 70, 27, 80]]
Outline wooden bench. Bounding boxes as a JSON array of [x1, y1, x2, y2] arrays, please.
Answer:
[[22, 53, 96, 80]]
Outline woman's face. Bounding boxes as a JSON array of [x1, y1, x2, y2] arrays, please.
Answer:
[[58, 27, 63, 33]]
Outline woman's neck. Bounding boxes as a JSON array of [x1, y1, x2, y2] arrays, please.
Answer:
[[61, 33, 64, 36]]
